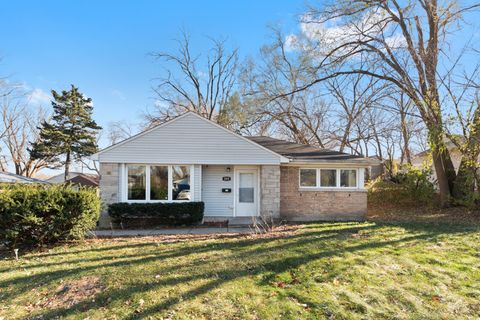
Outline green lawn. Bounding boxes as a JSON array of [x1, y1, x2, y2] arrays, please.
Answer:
[[1, 221, 480, 319]]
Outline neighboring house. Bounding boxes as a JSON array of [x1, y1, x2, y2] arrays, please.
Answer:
[[66, 174, 99, 188], [47, 172, 99, 186], [0, 172, 48, 184], [411, 141, 479, 183], [92, 112, 376, 227], [366, 156, 384, 180]]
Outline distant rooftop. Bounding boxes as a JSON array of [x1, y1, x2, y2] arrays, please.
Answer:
[[246, 136, 370, 163], [0, 172, 48, 184]]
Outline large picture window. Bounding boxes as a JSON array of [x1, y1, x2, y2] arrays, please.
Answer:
[[127, 165, 146, 200], [299, 168, 359, 189], [126, 165, 192, 202]]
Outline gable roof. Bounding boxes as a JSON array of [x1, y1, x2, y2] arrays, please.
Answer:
[[66, 174, 99, 187], [92, 112, 288, 164], [247, 136, 374, 164], [47, 172, 98, 183]]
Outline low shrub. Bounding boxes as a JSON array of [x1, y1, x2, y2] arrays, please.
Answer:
[[108, 202, 204, 227], [368, 165, 437, 208], [0, 184, 101, 249]]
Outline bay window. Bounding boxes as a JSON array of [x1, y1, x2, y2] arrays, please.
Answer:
[[126, 165, 191, 202], [299, 168, 359, 189]]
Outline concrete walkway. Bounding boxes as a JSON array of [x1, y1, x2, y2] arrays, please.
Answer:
[[90, 227, 253, 238]]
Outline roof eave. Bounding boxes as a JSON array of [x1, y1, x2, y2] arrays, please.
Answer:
[[286, 158, 376, 166]]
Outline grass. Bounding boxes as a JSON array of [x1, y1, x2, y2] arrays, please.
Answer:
[[1, 221, 480, 319]]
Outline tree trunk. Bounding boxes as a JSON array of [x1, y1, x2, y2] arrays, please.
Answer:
[[64, 151, 71, 182], [428, 124, 457, 206]]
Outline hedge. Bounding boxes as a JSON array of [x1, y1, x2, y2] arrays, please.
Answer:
[[108, 202, 204, 227], [0, 184, 101, 249]]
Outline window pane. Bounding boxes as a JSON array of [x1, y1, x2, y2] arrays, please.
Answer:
[[320, 169, 337, 187], [127, 165, 146, 200], [172, 166, 190, 200], [300, 169, 317, 187], [150, 166, 168, 200], [340, 169, 357, 187], [239, 172, 254, 203]]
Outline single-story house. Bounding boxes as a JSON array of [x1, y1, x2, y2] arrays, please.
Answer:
[[92, 112, 375, 227]]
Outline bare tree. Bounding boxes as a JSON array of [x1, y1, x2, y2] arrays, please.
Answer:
[[325, 69, 391, 153], [0, 93, 49, 177], [285, 0, 480, 204], [146, 31, 238, 124], [107, 120, 135, 145], [241, 29, 331, 147]]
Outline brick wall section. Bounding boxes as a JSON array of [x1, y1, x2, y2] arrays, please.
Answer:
[[260, 165, 280, 218], [280, 166, 367, 221], [98, 162, 119, 228]]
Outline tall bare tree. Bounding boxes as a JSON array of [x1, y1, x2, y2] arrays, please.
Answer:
[[286, 0, 480, 204], [146, 31, 238, 124]]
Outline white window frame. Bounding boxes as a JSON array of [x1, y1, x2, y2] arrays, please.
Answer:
[[339, 169, 358, 188], [299, 168, 318, 188], [319, 168, 338, 188], [125, 164, 193, 203], [298, 168, 360, 190]]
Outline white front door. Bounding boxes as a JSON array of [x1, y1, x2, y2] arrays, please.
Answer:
[[235, 169, 258, 216]]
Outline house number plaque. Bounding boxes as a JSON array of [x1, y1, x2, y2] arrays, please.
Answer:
[[222, 176, 231, 181]]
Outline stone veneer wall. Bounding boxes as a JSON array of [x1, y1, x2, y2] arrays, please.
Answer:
[[280, 166, 367, 221], [260, 165, 281, 219], [98, 162, 119, 228]]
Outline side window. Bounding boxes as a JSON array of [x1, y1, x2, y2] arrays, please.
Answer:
[[300, 169, 317, 187]]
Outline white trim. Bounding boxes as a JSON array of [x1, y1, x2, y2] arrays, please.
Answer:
[[298, 167, 360, 190], [190, 164, 195, 201], [339, 169, 358, 188], [197, 165, 202, 201], [233, 166, 260, 217], [167, 165, 173, 201], [92, 112, 289, 163], [285, 162, 371, 168], [299, 168, 318, 188], [146, 166, 151, 201], [126, 164, 147, 201], [124, 164, 192, 203]]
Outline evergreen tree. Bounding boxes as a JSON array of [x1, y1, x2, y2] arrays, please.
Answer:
[[29, 85, 102, 181]]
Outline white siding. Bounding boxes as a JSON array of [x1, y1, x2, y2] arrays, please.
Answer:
[[202, 165, 234, 216], [193, 164, 202, 201], [98, 113, 282, 165]]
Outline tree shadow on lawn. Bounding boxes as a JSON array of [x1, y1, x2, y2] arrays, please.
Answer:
[[1, 223, 377, 303], [19, 221, 478, 319], [2, 223, 374, 274]]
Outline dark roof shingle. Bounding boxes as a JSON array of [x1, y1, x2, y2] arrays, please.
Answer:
[[246, 136, 367, 162]]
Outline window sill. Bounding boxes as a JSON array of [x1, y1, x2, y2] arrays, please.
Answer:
[[298, 187, 366, 192], [125, 200, 192, 203]]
